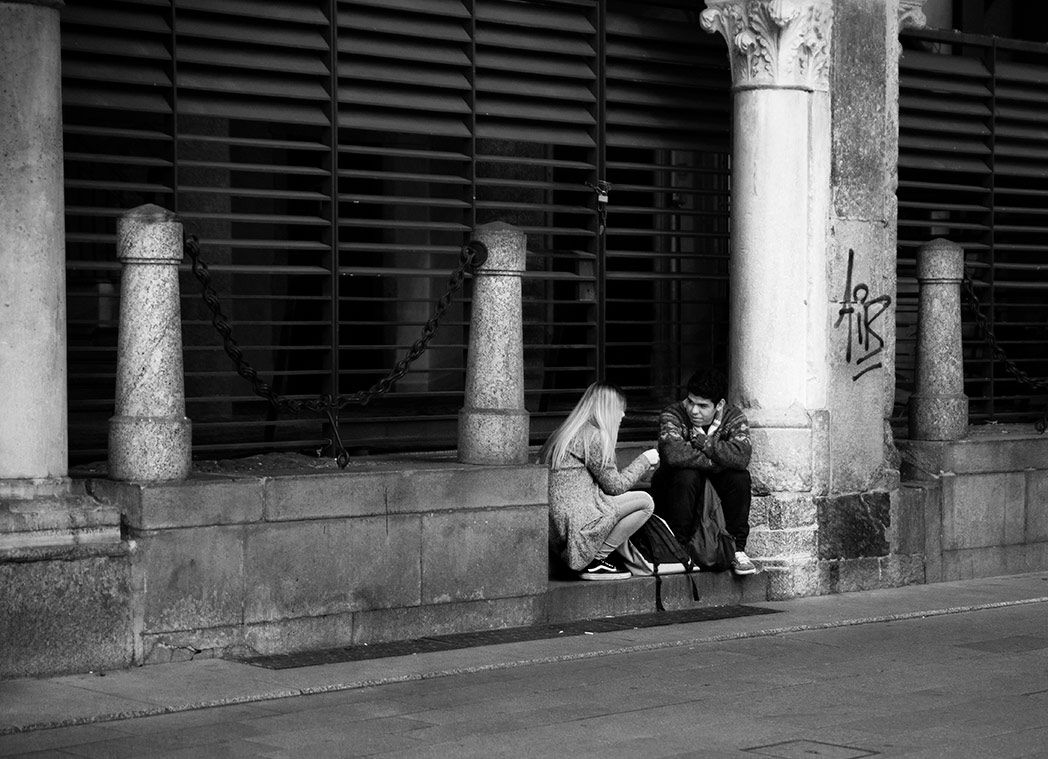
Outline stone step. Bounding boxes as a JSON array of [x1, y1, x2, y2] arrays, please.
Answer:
[[544, 569, 771, 624]]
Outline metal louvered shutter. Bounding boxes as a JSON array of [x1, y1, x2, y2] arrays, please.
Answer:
[[61, 0, 733, 462], [604, 1, 731, 421], [63, 0, 176, 460], [897, 29, 1048, 427]]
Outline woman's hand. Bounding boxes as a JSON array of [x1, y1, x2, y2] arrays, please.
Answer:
[[642, 448, 659, 467]]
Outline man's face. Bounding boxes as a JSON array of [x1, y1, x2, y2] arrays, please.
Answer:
[[684, 393, 717, 427]]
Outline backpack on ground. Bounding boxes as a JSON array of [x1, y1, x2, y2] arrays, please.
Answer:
[[615, 514, 695, 576], [685, 479, 737, 572]]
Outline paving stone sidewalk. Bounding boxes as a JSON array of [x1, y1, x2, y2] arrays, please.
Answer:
[[1, 572, 1047, 758]]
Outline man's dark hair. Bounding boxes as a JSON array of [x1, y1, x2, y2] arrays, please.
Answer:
[[686, 367, 727, 403]]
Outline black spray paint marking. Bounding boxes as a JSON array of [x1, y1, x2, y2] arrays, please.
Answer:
[[834, 249, 892, 381]]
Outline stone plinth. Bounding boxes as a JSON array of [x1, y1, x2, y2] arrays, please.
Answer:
[[908, 238, 968, 441], [458, 223, 529, 465], [108, 205, 192, 481]]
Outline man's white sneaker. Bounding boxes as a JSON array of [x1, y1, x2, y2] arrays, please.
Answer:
[[732, 550, 757, 575]]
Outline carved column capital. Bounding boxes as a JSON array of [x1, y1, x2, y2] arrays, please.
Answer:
[[701, 0, 833, 92]]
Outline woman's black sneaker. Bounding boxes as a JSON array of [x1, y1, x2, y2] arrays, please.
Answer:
[[579, 557, 631, 581]]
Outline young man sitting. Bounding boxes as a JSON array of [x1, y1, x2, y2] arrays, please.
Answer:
[[651, 368, 757, 575]]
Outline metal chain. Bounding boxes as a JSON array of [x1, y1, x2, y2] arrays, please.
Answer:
[[184, 235, 489, 464], [961, 272, 1048, 433]]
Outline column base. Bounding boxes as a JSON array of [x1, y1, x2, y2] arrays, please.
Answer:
[[108, 415, 192, 481], [457, 408, 530, 465], [908, 394, 968, 441]]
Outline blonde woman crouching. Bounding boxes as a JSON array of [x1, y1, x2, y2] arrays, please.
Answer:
[[540, 382, 659, 580]]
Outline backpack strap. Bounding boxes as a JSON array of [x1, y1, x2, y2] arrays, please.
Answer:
[[651, 562, 700, 611]]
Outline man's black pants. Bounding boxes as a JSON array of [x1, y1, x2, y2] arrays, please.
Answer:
[[651, 467, 751, 552]]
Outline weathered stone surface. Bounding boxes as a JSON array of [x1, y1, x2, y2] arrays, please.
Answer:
[[748, 527, 818, 559], [135, 526, 245, 633], [892, 484, 927, 555], [758, 494, 818, 531], [832, 0, 888, 220], [909, 239, 968, 441], [0, 0, 68, 481], [941, 472, 1026, 550], [109, 205, 192, 482], [352, 596, 544, 646], [942, 432, 1048, 474], [760, 558, 820, 600], [93, 477, 265, 530], [1027, 471, 1048, 543], [749, 427, 813, 494], [0, 552, 133, 677], [243, 516, 422, 623], [817, 492, 890, 560], [421, 507, 546, 603], [459, 222, 529, 465], [263, 465, 547, 521], [241, 614, 355, 659]]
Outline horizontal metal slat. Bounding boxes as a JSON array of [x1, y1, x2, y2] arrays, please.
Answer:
[[339, 59, 470, 90], [476, 121, 596, 147], [179, 94, 329, 125], [62, 85, 172, 114], [178, 42, 329, 76], [62, 4, 170, 34], [476, 0, 595, 34], [476, 73, 595, 102], [342, 33, 470, 66], [177, 17, 327, 51], [339, 110, 471, 137], [478, 96, 595, 126], [476, 49, 595, 80], [476, 27, 594, 57], [341, 84, 470, 115], [340, 7, 470, 43], [178, 69, 328, 101], [346, 0, 469, 20]]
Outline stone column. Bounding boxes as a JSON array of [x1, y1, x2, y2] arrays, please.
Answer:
[[909, 238, 968, 441], [458, 222, 529, 465], [0, 0, 68, 495], [701, 0, 834, 596], [108, 205, 192, 481]]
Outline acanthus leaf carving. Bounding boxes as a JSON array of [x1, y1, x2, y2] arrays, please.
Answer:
[[701, 0, 833, 91]]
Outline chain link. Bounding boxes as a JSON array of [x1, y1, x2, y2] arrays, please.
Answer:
[[184, 235, 489, 465], [961, 272, 1048, 433]]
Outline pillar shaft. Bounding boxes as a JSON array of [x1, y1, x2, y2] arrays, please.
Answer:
[[701, 0, 834, 595], [108, 205, 192, 481], [458, 223, 529, 465], [908, 238, 968, 441], [0, 0, 68, 486], [730, 88, 814, 410]]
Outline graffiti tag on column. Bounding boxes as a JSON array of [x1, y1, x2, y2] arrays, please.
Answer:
[[835, 248, 892, 381]]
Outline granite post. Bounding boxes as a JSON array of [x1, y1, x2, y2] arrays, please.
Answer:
[[909, 238, 968, 440], [458, 223, 529, 465], [108, 205, 192, 481]]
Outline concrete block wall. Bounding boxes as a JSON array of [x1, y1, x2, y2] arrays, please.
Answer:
[[88, 458, 550, 665], [899, 425, 1048, 582]]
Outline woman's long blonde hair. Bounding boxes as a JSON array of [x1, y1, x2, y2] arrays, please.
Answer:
[[540, 382, 626, 469]]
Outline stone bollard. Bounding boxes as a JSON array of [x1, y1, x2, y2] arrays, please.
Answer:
[[458, 222, 529, 465], [108, 205, 192, 481], [908, 238, 968, 441]]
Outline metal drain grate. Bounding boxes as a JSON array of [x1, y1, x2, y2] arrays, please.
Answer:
[[238, 605, 780, 670]]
